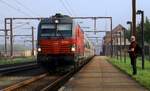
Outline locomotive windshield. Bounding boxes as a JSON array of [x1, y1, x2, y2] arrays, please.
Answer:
[[40, 24, 72, 38], [41, 24, 55, 29]]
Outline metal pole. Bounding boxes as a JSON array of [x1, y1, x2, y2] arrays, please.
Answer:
[[115, 35, 117, 57], [4, 19, 7, 57], [124, 28, 126, 63], [24, 40, 25, 56], [110, 18, 113, 57], [120, 32, 122, 61], [141, 11, 145, 69], [105, 45, 106, 56], [108, 43, 112, 57], [103, 44, 105, 56], [105, 45, 107, 56], [112, 36, 114, 57], [106, 45, 107, 56], [94, 17, 96, 34], [31, 26, 34, 56], [113, 35, 115, 57], [113, 36, 115, 57], [117, 33, 118, 60], [149, 45, 150, 61], [130, 23, 133, 37], [132, 0, 136, 37], [10, 18, 13, 57]]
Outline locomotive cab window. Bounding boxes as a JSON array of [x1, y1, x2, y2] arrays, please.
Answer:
[[57, 24, 72, 37], [40, 23, 72, 38], [41, 24, 55, 29], [57, 24, 71, 31]]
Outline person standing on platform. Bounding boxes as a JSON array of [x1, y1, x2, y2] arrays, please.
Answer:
[[128, 36, 138, 75]]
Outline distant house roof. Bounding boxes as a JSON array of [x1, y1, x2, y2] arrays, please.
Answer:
[[103, 24, 127, 38], [103, 24, 129, 45], [112, 24, 127, 33]]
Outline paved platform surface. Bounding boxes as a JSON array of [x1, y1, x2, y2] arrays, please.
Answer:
[[60, 56, 148, 91]]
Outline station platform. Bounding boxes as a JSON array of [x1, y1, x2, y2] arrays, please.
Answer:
[[60, 56, 148, 91]]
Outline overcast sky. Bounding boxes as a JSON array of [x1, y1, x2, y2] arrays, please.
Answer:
[[0, 0, 149, 53], [0, 0, 149, 28]]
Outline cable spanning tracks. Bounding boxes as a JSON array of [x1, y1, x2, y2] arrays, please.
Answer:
[[1, 57, 94, 91]]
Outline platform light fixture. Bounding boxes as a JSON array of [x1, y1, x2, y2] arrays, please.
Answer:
[[127, 21, 132, 36], [127, 21, 132, 24], [136, 10, 143, 15]]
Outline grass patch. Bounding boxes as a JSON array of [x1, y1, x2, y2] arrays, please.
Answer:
[[0, 56, 36, 65], [109, 57, 150, 90]]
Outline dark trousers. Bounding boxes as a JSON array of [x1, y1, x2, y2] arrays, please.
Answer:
[[130, 55, 137, 75]]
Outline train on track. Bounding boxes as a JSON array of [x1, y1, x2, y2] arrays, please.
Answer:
[[37, 13, 94, 73]]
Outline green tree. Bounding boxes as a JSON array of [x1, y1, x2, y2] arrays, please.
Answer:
[[136, 17, 150, 45], [125, 29, 131, 41], [144, 17, 150, 44], [126, 17, 150, 45]]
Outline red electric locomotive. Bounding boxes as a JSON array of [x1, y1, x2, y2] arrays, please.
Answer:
[[37, 14, 94, 73]]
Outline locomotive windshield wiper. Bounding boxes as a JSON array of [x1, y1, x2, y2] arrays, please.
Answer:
[[57, 30, 64, 39]]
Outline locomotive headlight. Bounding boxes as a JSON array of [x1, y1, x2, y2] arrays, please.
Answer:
[[37, 48, 41, 52], [71, 47, 76, 52], [55, 19, 59, 23], [71, 45, 76, 52]]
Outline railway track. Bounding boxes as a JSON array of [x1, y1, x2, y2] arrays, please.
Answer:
[[0, 61, 36, 68], [2, 73, 49, 91], [0, 61, 47, 90], [41, 71, 74, 91], [1, 69, 73, 91], [0, 62, 38, 76], [1, 56, 93, 91]]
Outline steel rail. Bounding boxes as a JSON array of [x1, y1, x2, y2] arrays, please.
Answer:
[[0, 62, 38, 76], [41, 56, 94, 91], [1, 56, 94, 91], [2, 73, 48, 91], [41, 71, 73, 91]]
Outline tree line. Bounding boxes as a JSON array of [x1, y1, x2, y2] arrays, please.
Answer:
[[126, 17, 150, 45]]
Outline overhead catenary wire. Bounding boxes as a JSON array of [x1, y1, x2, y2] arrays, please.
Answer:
[[0, 0, 32, 17], [0, 18, 4, 24], [0, 12, 5, 17], [64, 0, 77, 16], [13, 22, 30, 29], [59, 0, 73, 16], [104, 9, 108, 31], [14, 0, 40, 16], [0, 9, 5, 24]]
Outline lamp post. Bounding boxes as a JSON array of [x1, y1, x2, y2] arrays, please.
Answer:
[[132, 0, 136, 37], [119, 32, 122, 61], [127, 21, 133, 37], [116, 33, 119, 60], [122, 27, 126, 63], [136, 10, 145, 69], [31, 26, 35, 56]]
